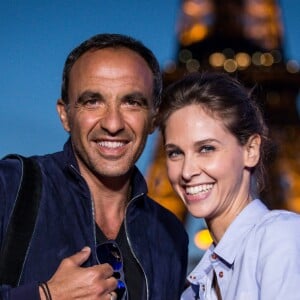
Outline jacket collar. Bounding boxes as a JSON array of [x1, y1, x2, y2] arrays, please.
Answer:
[[63, 138, 79, 170], [62, 138, 148, 198]]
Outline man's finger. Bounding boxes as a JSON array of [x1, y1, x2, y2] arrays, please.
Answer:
[[67, 246, 91, 266], [109, 291, 117, 300]]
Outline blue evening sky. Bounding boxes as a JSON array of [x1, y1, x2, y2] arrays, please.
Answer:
[[0, 0, 299, 174]]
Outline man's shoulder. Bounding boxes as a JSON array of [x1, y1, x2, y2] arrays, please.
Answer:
[[144, 196, 187, 232], [0, 154, 24, 177], [26, 148, 68, 173], [1, 150, 63, 168], [0, 151, 67, 190]]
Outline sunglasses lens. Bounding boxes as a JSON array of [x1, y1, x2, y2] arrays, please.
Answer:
[[117, 280, 126, 289], [116, 286, 126, 299], [97, 242, 122, 271], [96, 241, 127, 299]]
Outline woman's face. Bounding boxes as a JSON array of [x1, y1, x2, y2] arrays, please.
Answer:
[[164, 104, 259, 226]]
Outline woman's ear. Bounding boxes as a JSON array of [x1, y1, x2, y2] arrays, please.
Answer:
[[244, 134, 261, 168]]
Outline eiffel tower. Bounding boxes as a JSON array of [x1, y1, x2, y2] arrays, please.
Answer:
[[146, 0, 300, 221]]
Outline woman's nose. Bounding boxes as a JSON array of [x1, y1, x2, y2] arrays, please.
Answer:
[[181, 157, 200, 181]]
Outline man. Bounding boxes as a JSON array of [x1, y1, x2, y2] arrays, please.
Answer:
[[0, 34, 188, 299]]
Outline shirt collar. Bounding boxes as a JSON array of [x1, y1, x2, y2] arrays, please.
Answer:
[[187, 246, 215, 284], [187, 199, 270, 284], [214, 199, 269, 265]]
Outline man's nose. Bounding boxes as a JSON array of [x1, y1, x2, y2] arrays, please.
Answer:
[[100, 105, 125, 135]]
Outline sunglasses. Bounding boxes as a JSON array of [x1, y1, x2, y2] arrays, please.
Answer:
[[96, 240, 127, 300]]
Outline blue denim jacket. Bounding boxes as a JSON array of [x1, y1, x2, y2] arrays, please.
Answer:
[[0, 139, 188, 300]]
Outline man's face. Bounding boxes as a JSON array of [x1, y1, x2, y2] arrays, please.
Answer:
[[57, 47, 155, 180]]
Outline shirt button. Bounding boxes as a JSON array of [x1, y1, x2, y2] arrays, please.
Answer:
[[218, 271, 224, 278], [211, 253, 218, 259]]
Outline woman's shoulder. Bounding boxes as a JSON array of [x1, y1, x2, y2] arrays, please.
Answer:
[[255, 208, 300, 241]]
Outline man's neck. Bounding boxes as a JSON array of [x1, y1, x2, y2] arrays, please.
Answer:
[[92, 183, 131, 240]]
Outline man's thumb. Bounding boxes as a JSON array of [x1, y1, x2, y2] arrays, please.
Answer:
[[71, 246, 91, 266]]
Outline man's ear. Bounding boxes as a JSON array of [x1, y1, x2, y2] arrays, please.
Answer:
[[56, 99, 71, 132], [244, 134, 261, 168]]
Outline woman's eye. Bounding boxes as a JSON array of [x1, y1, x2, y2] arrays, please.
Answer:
[[200, 145, 215, 153], [166, 149, 181, 159]]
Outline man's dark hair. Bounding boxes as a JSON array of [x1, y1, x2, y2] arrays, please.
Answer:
[[61, 33, 162, 109]]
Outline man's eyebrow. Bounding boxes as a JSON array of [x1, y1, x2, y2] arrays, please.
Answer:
[[77, 91, 103, 103]]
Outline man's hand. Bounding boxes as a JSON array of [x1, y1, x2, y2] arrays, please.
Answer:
[[39, 247, 118, 300]]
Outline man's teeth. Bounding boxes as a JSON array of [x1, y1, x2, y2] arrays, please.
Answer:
[[186, 184, 213, 195], [98, 141, 125, 148]]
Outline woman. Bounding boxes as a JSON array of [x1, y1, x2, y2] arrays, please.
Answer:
[[157, 72, 300, 299]]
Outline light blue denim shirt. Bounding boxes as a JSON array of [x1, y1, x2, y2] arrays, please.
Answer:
[[181, 199, 300, 300]]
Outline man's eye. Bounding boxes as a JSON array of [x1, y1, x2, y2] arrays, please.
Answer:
[[83, 98, 100, 107], [126, 99, 142, 106], [123, 95, 148, 108]]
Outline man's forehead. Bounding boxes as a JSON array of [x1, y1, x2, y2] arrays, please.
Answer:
[[72, 47, 150, 71], [69, 48, 154, 91]]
